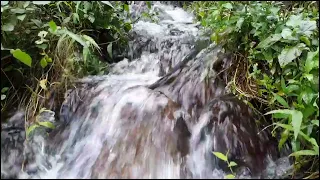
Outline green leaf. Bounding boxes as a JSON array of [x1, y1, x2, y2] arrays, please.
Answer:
[[266, 110, 303, 140], [225, 174, 235, 179], [10, 49, 32, 67], [278, 43, 305, 68], [36, 44, 48, 50], [222, 3, 233, 9], [64, 30, 88, 47], [146, 1, 151, 9], [278, 129, 289, 150], [107, 43, 113, 59], [235, 17, 244, 32], [88, 15, 95, 23], [17, 14, 26, 21], [281, 28, 298, 40], [272, 93, 289, 108], [26, 124, 39, 137], [304, 48, 319, 73], [1, 1, 9, 5], [124, 4, 129, 12], [38, 121, 55, 129], [40, 57, 48, 68], [289, 150, 318, 157], [212, 152, 228, 162], [291, 111, 303, 141], [2, 23, 15, 31], [101, 1, 114, 8], [228, 161, 237, 167], [286, 85, 299, 93], [300, 36, 311, 46], [1, 87, 9, 93], [49, 20, 57, 32], [311, 120, 319, 127], [301, 88, 315, 104], [10, 8, 26, 14], [82, 35, 100, 50], [83, 47, 89, 63], [256, 34, 282, 49], [298, 20, 317, 37], [286, 14, 303, 28], [32, 1, 51, 5], [1, 95, 6, 100]]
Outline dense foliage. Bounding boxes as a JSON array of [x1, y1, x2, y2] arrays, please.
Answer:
[[1, 1, 132, 119], [187, 1, 319, 178]]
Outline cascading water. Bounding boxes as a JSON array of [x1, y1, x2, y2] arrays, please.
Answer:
[[1, 2, 293, 179]]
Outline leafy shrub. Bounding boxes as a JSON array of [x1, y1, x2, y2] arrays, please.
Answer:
[[188, 1, 319, 177], [1, 1, 133, 120]]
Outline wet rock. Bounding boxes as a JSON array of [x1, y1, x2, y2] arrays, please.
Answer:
[[1, 111, 25, 179], [187, 95, 278, 178]]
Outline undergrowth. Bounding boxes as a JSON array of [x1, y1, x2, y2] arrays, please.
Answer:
[[1, 1, 134, 122], [187, 1, 319, 178]]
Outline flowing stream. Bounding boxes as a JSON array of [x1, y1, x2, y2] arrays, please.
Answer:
[[1, 2, 293, 179]]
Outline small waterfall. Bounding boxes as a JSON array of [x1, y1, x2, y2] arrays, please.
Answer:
[[1, 2, 292, 179]]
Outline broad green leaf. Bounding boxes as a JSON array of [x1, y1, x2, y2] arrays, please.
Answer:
[[278, 43, 305, 67], [222, 3, 233, 9], [301, 88, 315, 104], [101, 1, 114, 8], [32, 1, 51, 5], [10, 49, 32, 67], [298, 20, 317, 37], [212, 152, 228, 162], [278, 129, 289, 150], [2, 23, 14, 31], [10, 8, 25, 14], [311, 120, 319, 127], [281, 28, 298, 40], [235, 17, 244, 31], [39, 79, 47, 90], [286, 85, 299, 93], [272, 93, 289, 108], [38, 121, 55, 129], [107, 43, 113, 59], [49, 20, 57, 32], [17, 14, 26, 21], [256, 34, 281, 49], [225, 174, 235, 179], [304, 48, 319, 73], [1, 87, 9, 93], [286, 14, 303, 28], [26, 124, 39, 137], [228, 161, 237, 167], [289, 150, 318, 157], [40, 57, 48, 68]]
